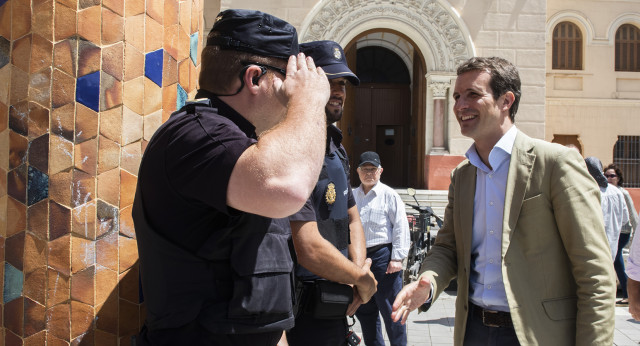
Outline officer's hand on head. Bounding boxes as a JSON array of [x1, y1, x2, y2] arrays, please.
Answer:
[[391, 275, 431, 325], [355, 258, 377, 303], [272, 53, 330, 109]]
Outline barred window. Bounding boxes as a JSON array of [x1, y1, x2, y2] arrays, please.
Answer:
[[553, 22, 583, 70], [615, 24, 640, 72], [613, 136, 640, 188]]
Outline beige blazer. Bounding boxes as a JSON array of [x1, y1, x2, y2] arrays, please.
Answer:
[[420, 131, 616, 346]]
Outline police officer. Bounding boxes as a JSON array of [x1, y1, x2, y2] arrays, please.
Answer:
[[285, 41, 377, 346], [132, 9, 329, 346]]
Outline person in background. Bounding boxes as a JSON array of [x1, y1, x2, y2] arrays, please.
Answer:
[[354, 151, 410, 346], [604, 163, 639, 306]]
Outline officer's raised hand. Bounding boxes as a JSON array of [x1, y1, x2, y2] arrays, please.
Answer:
[[272, 53, 330, 111]]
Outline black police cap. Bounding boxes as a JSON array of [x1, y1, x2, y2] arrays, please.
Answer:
[[300, 40, 360, 86], [206, 9, 299, 60]]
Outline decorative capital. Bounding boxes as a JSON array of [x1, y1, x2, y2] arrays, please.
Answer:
[[430, 82, 449, 98]]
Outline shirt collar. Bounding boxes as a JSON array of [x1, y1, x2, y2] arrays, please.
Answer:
[[465, 125, 518, 172], [327, 124, 343, 153], [195, 89, 257, 139]]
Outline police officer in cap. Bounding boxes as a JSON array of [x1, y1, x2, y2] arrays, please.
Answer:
[[285, 40, 377, 346], [133, 9, 329, 346]]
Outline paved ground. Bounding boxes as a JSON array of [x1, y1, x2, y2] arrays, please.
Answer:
[[351, 289, 640, 345]]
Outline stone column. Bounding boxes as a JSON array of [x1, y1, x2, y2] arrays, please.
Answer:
[[0, 1, 204, 344], [428, 76, 450, 153]]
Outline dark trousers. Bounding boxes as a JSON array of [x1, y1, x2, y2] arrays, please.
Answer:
[[462, 304, 520, 346], [287, 313, 348, 346], [615, 232, 631, 298], [355, 244, 407, 346], [137, 321, 282, 346]]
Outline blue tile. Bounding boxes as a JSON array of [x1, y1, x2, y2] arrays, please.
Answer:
[[177, 84, 188, 111], [145, 49, 164, 87], [28, 166, 49, 206], [76, 71, 101, 112], [0, 0, 7, 10], [4, 263, 23, 304], [0, 36, 9, 69], [190, 32, 199, 66]]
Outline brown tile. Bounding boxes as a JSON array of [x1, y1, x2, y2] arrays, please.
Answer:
[[179, 0, 191, 37], [24, 330, 47, 346], [5, 330, 22, 346], [187, 59, 197, 93], [50, 169, 72, 207], [0, 1, 11, 39], [74, 138, 98, 176], [57, 0, 77, 10], [9, 100, 29, 137], [98, 136, 120, 175], [143, 78, 162, 115], [76, 104, 99, 144], [124, 14, 145, 52], [145, 15, 163, 53], [0, 101, 7, 133], [71, 236, 95, 274], [47, 334, 71, 346], [77, 39, 101, 77], [95, 265, 117, 306], [51, 103, 75, 141], [119, 169, 136, 209], [95, 294, 118, 334], [24, 266, 47, 305], [125, 0, 144, 17], [78, 6, 102, 45], [120, 141, 141, 176], [119, 205, 134, 238], [123, 43, 144, 82], [50, 200, 71, 241], [190, 0, 199, 35], [24, 232, 47, 274], [118, 264, 139, 303], [100, 106, 122, 144], [163, 24, 180, 60], [96, 200, 118, 238], [54, 38, 78, 78], [147, 0, 164, 24], [178, 58, 191, 93], [163, 50, 178, 87], [12, 34, 32, 73], [102, 42, 124, 82], [10, 66, 29, 104], [5, 297, 24, 337], [6, 231, 25, 271], [24, 297, 46, 337], [118, 298, 140, 335], [0, 66, 10, 106], [0, 166, 7, 200], [102, 7, 124, 45], [47, 302, 71, 341], [177, 25, 191, 62], [79, 0, 100, 9], [32, 0, 54, 41], [121, 106, 142, 145], [50, 135, 74, 175], [31, 34, 54, 73], [28, 199, 49, 240], [122, 77, 144, 115], [71, 265, 95, 305], [7, 164, 27, 204], [29, 67, 52, 107], [28, 102, 50, 140], [72, 328, 95, 345], [52, 68, 76, 109], [94, 330, 117, 346], [118, 235, 138, 273], [46, 268, 71, 308], [103, 0, 124, 16], [143, 110, 162, 141], [96, 230, 118, 271], [71, 200, 96, 240], [162, 83, 177, 122], [29, 133, 49, 174], [12, 0, 32, 39], [97, 169, 120, 207], [101, 72, 123, 111], [71, 169, 95, 209], [7, 196, 27, 237], [55, 2, 77, 41], [163, 0, 179, 26]]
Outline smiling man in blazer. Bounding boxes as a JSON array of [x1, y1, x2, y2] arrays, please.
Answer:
[[391, 57, 615, 346]]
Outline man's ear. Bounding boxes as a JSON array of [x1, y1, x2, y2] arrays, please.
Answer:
[[501, 91, 515, 111], [244, 65, 266, 93]]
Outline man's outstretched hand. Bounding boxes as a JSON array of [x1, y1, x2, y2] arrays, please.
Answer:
[[391, 275, 431, 324]]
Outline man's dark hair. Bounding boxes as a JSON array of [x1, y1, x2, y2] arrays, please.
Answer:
[[457, 57, 521, 122]]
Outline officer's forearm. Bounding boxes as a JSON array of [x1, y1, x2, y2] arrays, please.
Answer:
[[347, 206, 366, 267]]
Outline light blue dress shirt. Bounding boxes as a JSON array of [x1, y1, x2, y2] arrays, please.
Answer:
[[466, 125, 518, 312]]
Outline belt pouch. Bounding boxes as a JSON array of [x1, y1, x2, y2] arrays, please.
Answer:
[[311, 280, 353, 319]]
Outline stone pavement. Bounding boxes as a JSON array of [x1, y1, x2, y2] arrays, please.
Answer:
[[351, 290, 640, 345]]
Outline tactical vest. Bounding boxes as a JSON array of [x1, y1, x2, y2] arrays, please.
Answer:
[[133, 103, 295, 334]]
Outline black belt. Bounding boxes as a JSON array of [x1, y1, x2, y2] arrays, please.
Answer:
[[366, 243, 391, 254], [470, 302, 513, 328]]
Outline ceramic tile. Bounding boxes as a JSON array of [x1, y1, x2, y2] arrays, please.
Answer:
[[120, 141, 141, 176], [70, 265, 95, 305], [187, 59, 197, 92], [190, 0, 200, 35], [190, 32, 199, 65], [71, 236, 95, 274], [178, 59, 192, 93], [46, 303, 71, 341], [75, 104, 98, 144], [10, 66, 29, 104], [103, 0, 124, 17], [55, 2, 77, 41], [97, 200, 119, 238], [49, 200, 71, 241], [23, 265, 47, 305], [177, 25, 191, 62], [7, 164, 27, 204], [125, 0, 144, 17], [96, 230, 118, 272], [119, 205, 134, 238], [145, 49, 163, 87], [95, 265, 117, 306], [51, 104, 75, 141], [7, 196, 27, 238], [124, 43, 144, 81], [46, 268, 70, 308], [163, 0, 178, 26], [9, 129, 28, 168], [78, 39, 101, 77], [9, 101, 29, 136], [29, 68, 52, 106], [162, 25, 179, 61], [50, 135, 74, 176], [31, 34, 53, 73], [50, 169, 72, 207], [71, 200, 96, 240], [5, 231, 25, 272], [4, 263, 23, 305], [0, 65, 10, 105], [95, 293, 118, 334], [102, 42, 124, 82], [122, 77, 144, 115], [74, 138, 98, 176], [163, 51, 178, 87], [71, 169, 95, 208], [143, 77, 162, 115], [46, 334, 70, 346], [162, 83, 177, 122], [52, 68, 76, 109], [121, 106, 142, 145], [118, 298, 140, 335], [118, 234, 138, 273], [98, 168, 120, 207], [71, 302, 95, 341], [145, 14, 163, 53], [29, 134, 49, 173], [28, 166, 49, 206], [5, 331, 22, 346], [0, 36, 8, 69], [97, 135, 119, 175], [27, 103, 50, 140], [57, 0, 77, 10], [124, 14, 144, 52], [32, 0, 54, 41], [143, 110, 161, 141], [179, 0, 191, 36], [177, 83, 188, 112], [0, 2, 10, 40], [12, 33, 32, 73], [118, 264, 139, 303], [0, 166, 7, 198], [28, 199, 49, 240], [54, 38, 78, 77], [100, 106, 122, 144], [4, 296, 24, 336], [24, 297, 46, 336], [119, 169, 136, 209], [79, 0, 99, 10], [23, 232, 46, 275], [12, 0, 31, 39], [76, 71, 100, 112], [78, 5, 102, 45], [0, 100, 7, 133], [94, 330, 117, 345], [24, 330, 47, 346], [73, 326, 95, 345], [101, 71, 123, 111]]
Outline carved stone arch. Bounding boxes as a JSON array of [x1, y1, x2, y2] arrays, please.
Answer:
[[299, 0, 474, 72]]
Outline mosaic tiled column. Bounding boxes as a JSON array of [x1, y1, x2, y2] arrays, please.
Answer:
[[0, 1, 203, 344]]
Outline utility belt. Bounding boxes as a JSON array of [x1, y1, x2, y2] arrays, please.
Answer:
[[293, 279, 353, 320]]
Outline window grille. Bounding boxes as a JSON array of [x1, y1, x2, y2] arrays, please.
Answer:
[[613, 135, 640, 188], [552, 22, 583, 70], [615, 24, 640, 72]]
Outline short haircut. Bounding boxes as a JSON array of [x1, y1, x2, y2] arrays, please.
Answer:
[[456, 57, 521, 122], [604, 163, 624, 186]]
